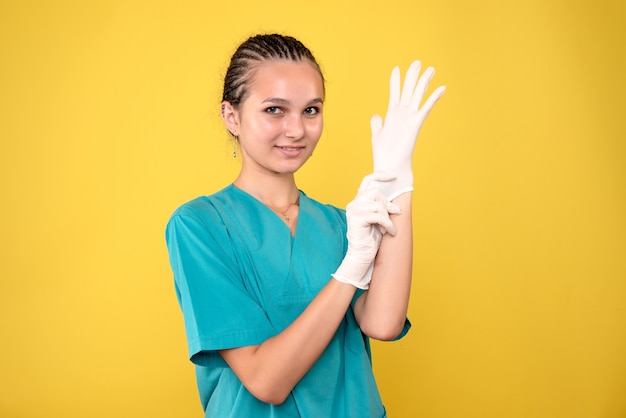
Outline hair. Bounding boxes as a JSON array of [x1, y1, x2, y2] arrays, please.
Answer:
[[222, 34, 325, 107]]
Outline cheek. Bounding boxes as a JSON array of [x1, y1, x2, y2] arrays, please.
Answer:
[[309, 118, 324, 139], [259, 118, 284, 136], [242, 116, 280, 138]]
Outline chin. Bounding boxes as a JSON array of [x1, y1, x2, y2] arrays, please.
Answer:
[[275, 161, 308, 175]]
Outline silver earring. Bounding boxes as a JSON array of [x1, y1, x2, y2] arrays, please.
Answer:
[[233, 136, 238, 158]]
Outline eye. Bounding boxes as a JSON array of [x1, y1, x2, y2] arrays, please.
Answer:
[[304, 106, 320, 116], [264, 106, 282, 114]]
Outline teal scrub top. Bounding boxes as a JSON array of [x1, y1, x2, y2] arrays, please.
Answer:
[[166, 185, 410, 417]]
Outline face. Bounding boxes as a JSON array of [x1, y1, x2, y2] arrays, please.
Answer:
[[222, 59, 324, 177]]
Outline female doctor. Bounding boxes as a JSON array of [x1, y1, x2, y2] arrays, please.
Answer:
[[166, 34, 445, 417]]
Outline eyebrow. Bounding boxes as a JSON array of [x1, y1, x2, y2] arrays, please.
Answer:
[[261, 97, 324, 105]]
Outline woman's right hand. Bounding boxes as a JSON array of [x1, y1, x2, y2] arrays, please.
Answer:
[[332, 173, 400, 289]]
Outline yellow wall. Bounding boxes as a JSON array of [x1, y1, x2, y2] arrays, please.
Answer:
[[1, 1, 625, 417]]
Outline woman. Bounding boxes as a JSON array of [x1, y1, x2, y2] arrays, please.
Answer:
[[166, 34, 445, 417]]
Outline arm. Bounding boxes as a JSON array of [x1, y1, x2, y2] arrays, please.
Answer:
[[219, 178, 397, 405], [354, 61, 446, 340], [353, 192, 412, 341], [219, 279, 355, 405]]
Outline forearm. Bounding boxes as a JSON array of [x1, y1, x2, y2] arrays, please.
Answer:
[[354, 192, 413, 340], [219, 278, 356, 404]]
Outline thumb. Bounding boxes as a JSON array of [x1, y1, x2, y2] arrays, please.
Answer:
[[370, 114, 383, 137]]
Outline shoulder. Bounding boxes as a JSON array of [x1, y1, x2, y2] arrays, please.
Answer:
[[169, 185, 234, 223], [165, 186, 240, 241]]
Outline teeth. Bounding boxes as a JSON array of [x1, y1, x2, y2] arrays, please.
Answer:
[[281, 147, 299, 151]]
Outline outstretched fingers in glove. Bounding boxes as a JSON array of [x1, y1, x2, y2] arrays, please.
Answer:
[[370, 60, 446, 201]]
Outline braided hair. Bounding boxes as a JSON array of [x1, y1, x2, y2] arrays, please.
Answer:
[[222, 34, 325, 107]]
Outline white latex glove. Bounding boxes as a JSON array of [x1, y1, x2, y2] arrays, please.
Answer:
[[370, 60, 446, 201], [332, 173, 400, 289]]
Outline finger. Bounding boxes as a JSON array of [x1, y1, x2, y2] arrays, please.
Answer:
[[370, 114, 383, 137], [369, 171, 397, 183], [361, 197, 397, 222], [354, 189, 387, 207], [358, 171, 397, 192], [388, 66, 401, 107], [400, 61, 422, 107], [349, 194, 390, 219], [410, 66, 435, 111], [372, 212, 397, 236], [386, 201, 401, 215], [377, 222, 397, 236], [418, 85, 446, 120], [355, 207, 396, 235]]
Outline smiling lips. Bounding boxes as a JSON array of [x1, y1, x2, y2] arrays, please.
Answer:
[[276, 145, 305, 155]]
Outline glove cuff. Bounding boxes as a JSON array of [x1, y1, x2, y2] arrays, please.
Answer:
[[386, 185, 414, 201], [369, 172, 413, 201], [332, 259, 374, 290]]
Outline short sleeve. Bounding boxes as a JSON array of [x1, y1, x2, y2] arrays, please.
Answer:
[[392, 318, 411, 341], [166, 204, 276, 366]]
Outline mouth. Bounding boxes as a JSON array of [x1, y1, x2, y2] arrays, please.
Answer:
[[276, 145, 306, 157]]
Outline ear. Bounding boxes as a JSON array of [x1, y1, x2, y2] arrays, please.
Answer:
[[221, 101, 240, 136]]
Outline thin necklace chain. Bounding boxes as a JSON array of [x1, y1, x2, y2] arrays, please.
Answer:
[[265, 196, 300, 222]]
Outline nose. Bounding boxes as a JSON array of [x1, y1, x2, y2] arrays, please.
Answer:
[[284, 113, 305, 140]]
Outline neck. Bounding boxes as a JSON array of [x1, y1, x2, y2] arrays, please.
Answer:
[[233, 172, 299, 208]]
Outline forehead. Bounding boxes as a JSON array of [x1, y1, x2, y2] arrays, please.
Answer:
[[247, 60, 325, 102]]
